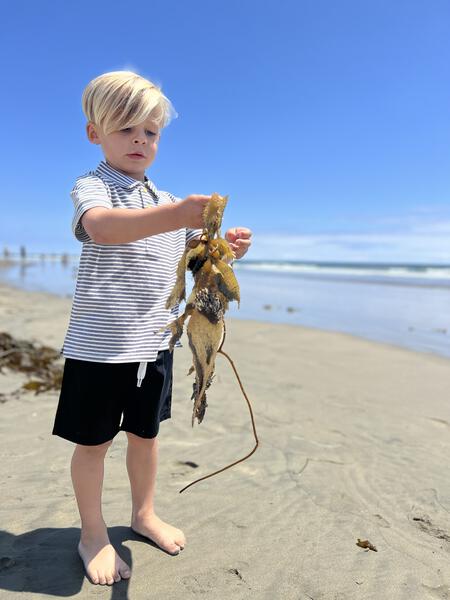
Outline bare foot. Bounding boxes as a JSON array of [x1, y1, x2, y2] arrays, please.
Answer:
[[78, 538, 131, 585], [131, 514, 186, 555]]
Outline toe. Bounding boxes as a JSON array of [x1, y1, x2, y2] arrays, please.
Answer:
[[168, 542, 181, 555], [98, 574, 107, 585], [175, 535, 186, 548], [90, 570, 99, 585], [169, 525, 185, 546], [106, 574, 115, 586], [114, 573, 122, 583]]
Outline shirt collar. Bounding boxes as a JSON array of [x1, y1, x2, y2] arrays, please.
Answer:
[[95, 160, 159, 199]]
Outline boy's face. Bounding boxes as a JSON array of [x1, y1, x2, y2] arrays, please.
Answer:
[[87, 116, 161, 181]]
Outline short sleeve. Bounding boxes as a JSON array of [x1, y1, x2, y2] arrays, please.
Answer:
[[71, 174, 112, 242]]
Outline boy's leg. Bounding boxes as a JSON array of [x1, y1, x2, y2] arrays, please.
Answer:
[[71, 441, 131, 584], [126, 432, 186, 555]]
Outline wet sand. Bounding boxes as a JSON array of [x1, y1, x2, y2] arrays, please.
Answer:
[[1, 282, 450, 599]]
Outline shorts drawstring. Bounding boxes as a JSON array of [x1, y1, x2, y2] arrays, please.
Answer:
[[137, 361, 147, 387]]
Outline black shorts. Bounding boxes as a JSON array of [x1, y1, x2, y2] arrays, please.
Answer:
[[52, 350, 173, 446]]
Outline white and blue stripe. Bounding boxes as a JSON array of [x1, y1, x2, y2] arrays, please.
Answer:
[[62, 160, 200, 366]]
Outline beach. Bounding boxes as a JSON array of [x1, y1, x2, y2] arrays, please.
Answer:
[[1, 282, 450, 599]]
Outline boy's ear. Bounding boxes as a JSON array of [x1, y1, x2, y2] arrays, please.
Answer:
[[86, 122, 101, 145]]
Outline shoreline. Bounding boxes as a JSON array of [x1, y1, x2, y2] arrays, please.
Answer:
[[3, 254, 450, 290], [0, 280, 448, 364]]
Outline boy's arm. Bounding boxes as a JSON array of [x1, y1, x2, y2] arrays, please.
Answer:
[[82, 195, 210, 244]]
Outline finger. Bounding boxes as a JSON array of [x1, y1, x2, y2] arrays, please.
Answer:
[[234, 227, 252, 238], [225, 229, 238, 243], [235, 239, 251, 248]]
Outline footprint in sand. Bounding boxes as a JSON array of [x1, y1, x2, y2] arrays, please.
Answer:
[[422, 584, 450, 599], [182, 564, 250, 594], [373, 513, 391, 528], [427, 417, 450, 430], [411, 514, 450, 542], [171, 460, 200, 478]]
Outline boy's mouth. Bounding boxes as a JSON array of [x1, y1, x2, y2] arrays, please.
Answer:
[[127, 153, 145, 159]]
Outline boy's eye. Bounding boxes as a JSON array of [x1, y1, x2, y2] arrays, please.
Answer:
[[119, 128, 156, 136]]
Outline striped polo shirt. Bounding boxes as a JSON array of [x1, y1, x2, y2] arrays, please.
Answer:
[[62, 159, 201, 364]]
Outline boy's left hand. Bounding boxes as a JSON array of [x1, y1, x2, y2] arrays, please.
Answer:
[[225, 227, 252, 259]]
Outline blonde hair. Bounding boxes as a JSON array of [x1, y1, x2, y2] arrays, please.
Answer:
[[82, 70, 177, 134]]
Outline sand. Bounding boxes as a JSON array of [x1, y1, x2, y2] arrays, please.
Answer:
[[1, 281, 450, 599]]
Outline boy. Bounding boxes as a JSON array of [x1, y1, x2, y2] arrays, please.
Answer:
[[52, 71, 252, 586]]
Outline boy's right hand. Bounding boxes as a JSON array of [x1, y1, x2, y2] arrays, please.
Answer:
[[177, 195, 211, 228]]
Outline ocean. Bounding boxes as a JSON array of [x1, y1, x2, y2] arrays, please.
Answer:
[[0, 256, 449, 359]]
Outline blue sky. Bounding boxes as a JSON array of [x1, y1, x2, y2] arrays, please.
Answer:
[[1, 0, 450, 263]]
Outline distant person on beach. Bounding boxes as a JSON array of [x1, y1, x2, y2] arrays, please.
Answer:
[[52, 71, 252, 585]]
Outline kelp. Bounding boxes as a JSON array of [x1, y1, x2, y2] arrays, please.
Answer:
[[166, 193, 240, 425], [164, 193, 258, 493], [0, 332, 63, 394]]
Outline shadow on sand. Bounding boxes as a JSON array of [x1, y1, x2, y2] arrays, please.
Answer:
[[0, 526, 145, 599]]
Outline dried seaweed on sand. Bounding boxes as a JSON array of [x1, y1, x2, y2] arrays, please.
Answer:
[[0, 332, 63, 393], [165, 193, 258, 492], [356, 538, 378, 552]]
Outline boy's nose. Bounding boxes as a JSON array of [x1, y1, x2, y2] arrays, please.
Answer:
[[132, 131, 147, 144]]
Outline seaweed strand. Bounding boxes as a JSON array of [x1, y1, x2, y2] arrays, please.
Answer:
[[179, 321, 259, 494]]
